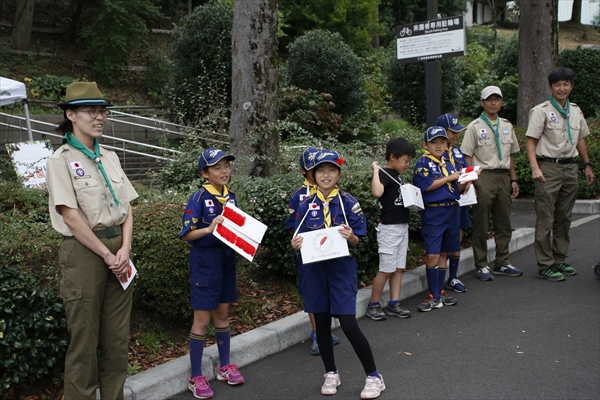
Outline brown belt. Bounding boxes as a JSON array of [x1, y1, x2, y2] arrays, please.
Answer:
[[425, 201, 458, 207]]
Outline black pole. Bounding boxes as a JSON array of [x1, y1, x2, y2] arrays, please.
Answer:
[[426, 0, 441, 127]]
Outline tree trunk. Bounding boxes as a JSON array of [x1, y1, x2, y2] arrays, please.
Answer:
[[516, 0, 559, 128], [11, 0, 34, 50], [569, 0, 582, 24], [229, 0, 280, 177]]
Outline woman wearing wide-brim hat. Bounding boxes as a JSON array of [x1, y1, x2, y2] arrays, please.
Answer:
[[46, 82, 138, 399]]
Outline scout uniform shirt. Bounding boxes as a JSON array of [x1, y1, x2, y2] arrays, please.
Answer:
[[461, 117, 520, 170], [413, 154, 461, 205], [285, 180, 316, 231], [46, 144, 138, 236], [179, 186, 238, 247], [526, 100, 590, 158]]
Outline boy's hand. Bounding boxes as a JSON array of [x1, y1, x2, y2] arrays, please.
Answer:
[[208, 215, 224, 233], [291, 234, 303, 250], [447, 171, 460, 182], [371, 161, 379, 170]]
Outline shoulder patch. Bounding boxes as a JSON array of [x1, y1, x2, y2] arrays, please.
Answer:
[[351, 202, 362, 215]]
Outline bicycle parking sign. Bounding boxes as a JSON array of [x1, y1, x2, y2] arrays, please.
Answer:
[[396, 15, 466, 64]]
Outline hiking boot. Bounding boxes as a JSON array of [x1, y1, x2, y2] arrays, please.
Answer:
[[447, 278, 467, 293], [385, 302, 411, 318], [417, 294, 443, 312], [554, 263, 577, 276], [477, 266, 494, 281], [366, 303, 387, 321], [217, 364, 245, 385], [538, 266, 566, 282], [189, 376, 214, 399], [321, 371, 341, 395], [493, 264, 523, 276], [439, 290, 457, 306], [360, 374, 385, 399], [310, 330, 320, 355]]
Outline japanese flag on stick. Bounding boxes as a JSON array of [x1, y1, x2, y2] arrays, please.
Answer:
[[213, 203, 268, 261]]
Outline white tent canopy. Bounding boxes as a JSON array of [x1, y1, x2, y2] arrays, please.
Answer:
[[0, 76, 33, 140]]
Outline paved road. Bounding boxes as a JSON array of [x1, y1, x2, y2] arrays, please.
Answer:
[[171, 213, 600, 400]]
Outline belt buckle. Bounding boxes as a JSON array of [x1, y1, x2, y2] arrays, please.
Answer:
[[106, 227, 116, 238], [554, 158, 560, 163]]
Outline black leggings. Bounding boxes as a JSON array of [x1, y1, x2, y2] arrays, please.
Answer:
[[313, 312, 376, 374]]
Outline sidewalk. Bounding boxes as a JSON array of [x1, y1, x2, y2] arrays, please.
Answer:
[[119, 200, 599, 400]]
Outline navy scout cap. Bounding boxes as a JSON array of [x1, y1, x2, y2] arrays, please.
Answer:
[[198, 148, 235, 171], [424, 126, 448, 142], [312, 149, 345, 168], [436, 113, 466, 132], [299, 147, 320, 170]]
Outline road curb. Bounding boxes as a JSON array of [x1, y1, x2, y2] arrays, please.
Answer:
[[121, 226, 537, 400]]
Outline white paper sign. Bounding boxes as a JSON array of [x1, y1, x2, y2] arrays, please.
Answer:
[[458, 166, 480, 184], [458, 184, 477, 207], [299, 226, 350, 264], [120, 259, 137, 290], [212, 203, 268, 262], [400, 183, 424, 211], [5, 140, 53, 188]]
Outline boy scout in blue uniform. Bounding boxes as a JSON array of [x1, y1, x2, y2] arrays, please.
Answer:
[[291, 150, 385, 399], [180, 148, 244, 399], [413, 127, 462, 312]]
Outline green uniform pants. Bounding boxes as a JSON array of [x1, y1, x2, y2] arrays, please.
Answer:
[[59, 236, 133, 400], [471, 170, 513, 270], [533, 162, 578, 271]]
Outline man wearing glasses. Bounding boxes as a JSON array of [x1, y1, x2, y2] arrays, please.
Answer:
[[460, 86, 523, 282]]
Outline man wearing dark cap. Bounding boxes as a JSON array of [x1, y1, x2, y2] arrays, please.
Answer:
[[525, 67, 595, 282], [461, 86, 522, 282]]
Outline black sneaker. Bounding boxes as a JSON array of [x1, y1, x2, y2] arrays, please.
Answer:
[[417, 294, 443, 312], [385, 302, 411, 318], [439, 290, 457, 306], [366, 303, 387, 321]]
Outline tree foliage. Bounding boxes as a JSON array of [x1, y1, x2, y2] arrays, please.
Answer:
[[559, 48, 600, 119]]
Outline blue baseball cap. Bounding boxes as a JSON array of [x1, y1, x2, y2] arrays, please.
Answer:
[[424, 126, 448, 142], [313, 149, 345, 168], [198, 148, 235, 171], [436, 113, 465, 132], [299, 147, 320, 170]]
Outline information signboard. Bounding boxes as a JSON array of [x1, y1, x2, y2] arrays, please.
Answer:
[[396, 15, 466, 64]]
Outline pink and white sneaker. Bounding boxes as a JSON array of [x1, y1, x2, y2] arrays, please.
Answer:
[[217, 363, 245, 385], [188, 375, 214, 399]]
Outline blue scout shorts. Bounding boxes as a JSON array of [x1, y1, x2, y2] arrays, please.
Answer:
[[421, 205, 461, 254], [189, 246, 238, 310]]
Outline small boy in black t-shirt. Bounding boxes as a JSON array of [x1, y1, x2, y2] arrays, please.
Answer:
[[367, 138, 416, 321]]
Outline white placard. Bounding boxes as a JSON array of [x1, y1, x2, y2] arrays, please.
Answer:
[[458, 165, 480, 184], [400, 183, 425, 211], [5, 140, 53, 188], [120, 259, 137, 290], [212, 203, 268, 262], [458, 184, 477, 207], [299, 226, 350, 264]]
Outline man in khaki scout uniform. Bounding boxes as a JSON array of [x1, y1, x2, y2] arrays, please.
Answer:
[[461, 86, 523, 281], [525, 67, 595, 282]]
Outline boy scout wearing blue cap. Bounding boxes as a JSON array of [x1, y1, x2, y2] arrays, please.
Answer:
[[436, 113, 470, 293], [285, 147, 340, 356], [291, 150, 385, 399], [413, 127, 464, 312], [180, 148, 244, 399]]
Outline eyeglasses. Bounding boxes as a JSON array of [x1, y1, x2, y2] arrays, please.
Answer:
[[483, 97, 502, 103], [76, 108, 108, 118]]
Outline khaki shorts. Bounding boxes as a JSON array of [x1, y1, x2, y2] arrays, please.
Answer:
[[376, 223, 409, 273]]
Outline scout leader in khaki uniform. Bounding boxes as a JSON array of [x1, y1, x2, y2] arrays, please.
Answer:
[[460, 86, 523, 282], [525, 67, 595, 282], [46, 82, 138, 399]]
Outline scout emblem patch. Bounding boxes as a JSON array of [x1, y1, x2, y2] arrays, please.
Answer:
[[428, 161, 439, 173], [549, 111, 556, 122], [502, 127, 509, 135], [479, 128, 487, 139]]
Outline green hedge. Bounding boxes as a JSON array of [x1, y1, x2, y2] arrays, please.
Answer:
[[559, 48, 600, 119]]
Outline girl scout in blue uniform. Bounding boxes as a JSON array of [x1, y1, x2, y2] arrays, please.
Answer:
[[180, 148, 244, 399], [413, 127, 464, 312], [291, 150, 385, 400], [285, 147, 341, 355]]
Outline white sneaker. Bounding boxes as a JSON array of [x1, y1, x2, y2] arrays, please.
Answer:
[[321, 371, 341, 395], [360, 374, 385, 399]]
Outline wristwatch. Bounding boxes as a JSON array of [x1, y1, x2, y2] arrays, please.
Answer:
[[584, 161, 593, 168]]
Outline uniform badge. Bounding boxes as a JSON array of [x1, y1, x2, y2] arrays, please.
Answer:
[[299, 194, 308, 201], [311, 210, 319, 217], [205, 199, 214, 207], [192, 218, 198, 223], [69, 161, 83, 169], [453, 148, 463, 158], [479, 128, 487, 139], [190, 226, 197, 230], [75, 168, 85, 177], [502, 127, 509, 135], [428, 161, 438, 173], [549, 111, 556, 122], [184, 220, 190, 226], [309, 203, 321, 210], [351, 202, 362, 214], [209, 207, 215, 214]]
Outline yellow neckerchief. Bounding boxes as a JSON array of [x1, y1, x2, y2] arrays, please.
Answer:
[[303, 178, 317, 196], [446, 146, 456, 170], [424, 151, 454, 193], [316, 187, 340, 227], [203, 182, 230, 204]]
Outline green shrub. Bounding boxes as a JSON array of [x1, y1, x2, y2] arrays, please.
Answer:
[[0, 265, 68, 395], [286, 29, 367, 116], [167, 0, 233, 125], [459, 73, 519, 124], [559, 48, 600, 119], [488, 32, 519, 80], [461, 43, 491, 87], [28, 75, 76, 102]]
